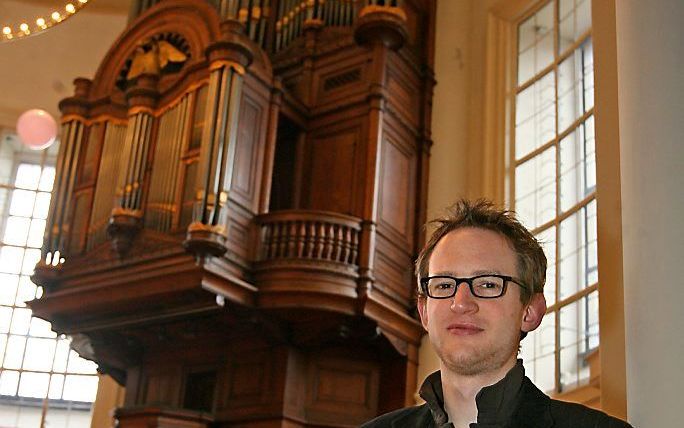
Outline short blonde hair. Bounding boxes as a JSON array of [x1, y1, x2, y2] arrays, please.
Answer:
[[415, 199, 546, 305]]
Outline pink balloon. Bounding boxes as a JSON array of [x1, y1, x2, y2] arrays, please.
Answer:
[[16, 109, 58, 150]]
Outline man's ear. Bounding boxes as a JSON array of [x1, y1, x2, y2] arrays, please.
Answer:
[[521, 293, 546, 333], [417, 296, 429, 331]]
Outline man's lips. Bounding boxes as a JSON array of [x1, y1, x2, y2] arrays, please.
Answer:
[[446, 323, 484, 336]]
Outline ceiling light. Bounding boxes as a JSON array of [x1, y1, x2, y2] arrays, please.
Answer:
[[2, 1, 89, 42]]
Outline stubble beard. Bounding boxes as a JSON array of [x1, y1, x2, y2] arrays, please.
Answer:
[[434, 329, 520, 377]]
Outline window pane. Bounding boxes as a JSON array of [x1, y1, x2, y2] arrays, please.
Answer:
[[39, 167, 56, 192], [517, 2, 555, 84], [29, 316, 56, 338], [33, 192, 52, 220], [63, 374, 98, 402], [4, 335, 27, 369], [535, 226, 556, 304], [0, 369, 20, 395], [67, 350, 98, 374], [18, 371, 50, 398], [10, 308, 31, 335], [0, 274, 20, 305], [559, 200, 598, 298], [26, 218, 46, 248], [515, 147, 556, 229], [9, 190, 36, 217], [53, 339, 71, 372], [0, 334, 6, 360], [515, 71, 556, 159], [0, 246, 24, 274], [522, 313, 556, 393], [558, 54, 582, 132], [559, 293, 595, 390], [558, 41, 594, 132], [3, 217, 30, 246], [0, 306, 12, 333], [23, 338, 57, 371], [48, 373, 65, 399], [21, 248, 40, 275], [15, 276, 38, 307], [14, 164, 42, 190], [560, 116, 596, 211], [559, 0, 592, 53]]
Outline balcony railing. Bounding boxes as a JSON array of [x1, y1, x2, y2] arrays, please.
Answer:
[[256, 210, 361, 266]]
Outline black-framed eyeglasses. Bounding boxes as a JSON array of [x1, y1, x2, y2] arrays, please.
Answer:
[[420, 274, 527, 299]]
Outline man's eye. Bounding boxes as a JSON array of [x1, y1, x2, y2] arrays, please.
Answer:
[[477, 281, 498, 289], [434, 282, 454, 290]]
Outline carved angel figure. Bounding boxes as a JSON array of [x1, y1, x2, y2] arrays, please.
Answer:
[[126, 39, 187, 81]]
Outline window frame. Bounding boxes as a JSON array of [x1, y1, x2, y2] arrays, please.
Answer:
[[479, 0, 627, 413]]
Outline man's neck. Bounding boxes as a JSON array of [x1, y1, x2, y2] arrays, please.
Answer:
[[439, 359, 517, 428]]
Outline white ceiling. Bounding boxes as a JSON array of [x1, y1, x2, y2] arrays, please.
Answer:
[[0, 0, 132, 128]]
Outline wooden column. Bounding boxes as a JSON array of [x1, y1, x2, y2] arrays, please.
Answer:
[[107, 74, 159, 256], [184, 20, 253, 262], [353, 4, 408, 302]]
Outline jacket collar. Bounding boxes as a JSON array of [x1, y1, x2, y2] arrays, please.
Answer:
[[416, 360, 554, 428]]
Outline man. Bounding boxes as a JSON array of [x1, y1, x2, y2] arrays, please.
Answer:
[[361, 199, 632, 428]]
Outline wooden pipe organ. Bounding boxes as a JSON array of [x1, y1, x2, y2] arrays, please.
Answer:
[[29, 0, 435, 426]]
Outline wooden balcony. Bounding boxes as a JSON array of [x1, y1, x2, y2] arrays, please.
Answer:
[[254, 210, 363, 314]]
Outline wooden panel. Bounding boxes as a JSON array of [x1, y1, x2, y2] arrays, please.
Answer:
[[373, 232, 414, 309], [305, 357, 379, 425], [377, 134, 417, 250], [143, 368, 182, 407], [386, 70, 420, 130], [230, 92, 266, 211], [228, 360, 264, 399], [306, 128, 359, 214]]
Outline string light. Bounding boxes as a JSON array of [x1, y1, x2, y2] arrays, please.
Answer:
[[1, 0, 89, 42]]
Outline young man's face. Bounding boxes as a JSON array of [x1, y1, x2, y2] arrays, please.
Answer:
[[418, 227, 545, 376]]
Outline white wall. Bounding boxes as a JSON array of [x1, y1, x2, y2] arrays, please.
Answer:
[[614, 1, 684, 426], [0, 1, 129, 128]]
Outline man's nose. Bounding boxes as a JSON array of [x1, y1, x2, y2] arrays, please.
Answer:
[[450, 282, 477, 312]]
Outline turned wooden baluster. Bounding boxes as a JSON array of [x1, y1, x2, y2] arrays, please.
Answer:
[[287, 220, 298, 257], [306, 221, 316, 258], [296, 221, 306, 257], [323, 224, 335, 260], [331, 225, 343, 262]]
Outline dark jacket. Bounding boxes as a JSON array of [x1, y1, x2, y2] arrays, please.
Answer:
[[361, 361, 632, 428]]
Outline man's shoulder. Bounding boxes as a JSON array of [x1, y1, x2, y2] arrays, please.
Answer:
[[521, 377, 633, 427], [359, 404, 431, 428], [546, 398, 633, 428]]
